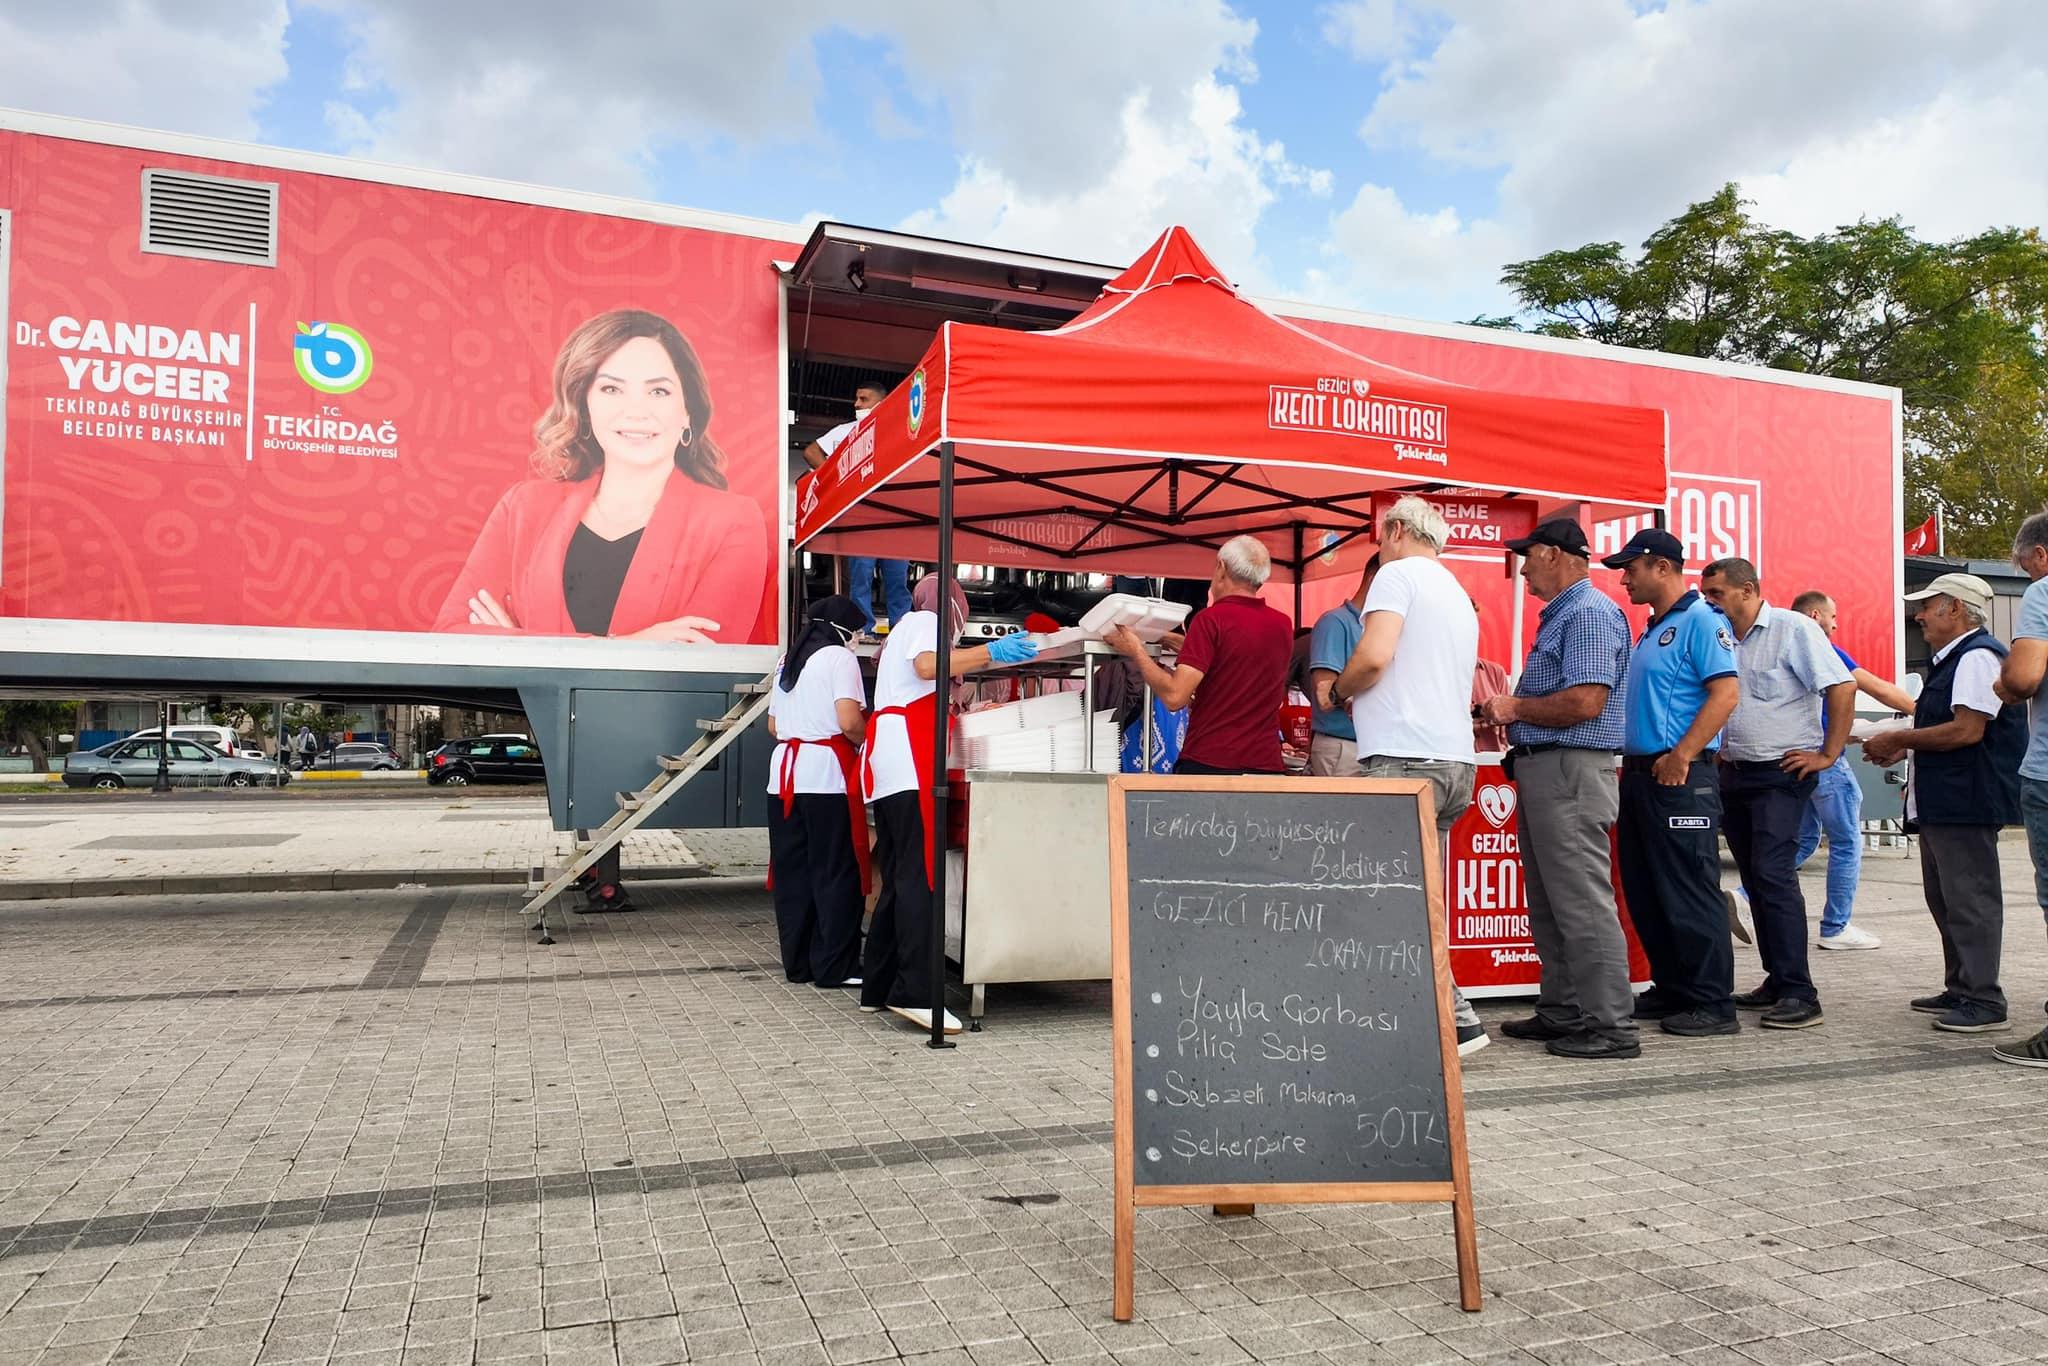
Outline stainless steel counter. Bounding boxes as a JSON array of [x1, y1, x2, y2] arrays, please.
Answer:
[[946, 769, 1114, 1023]]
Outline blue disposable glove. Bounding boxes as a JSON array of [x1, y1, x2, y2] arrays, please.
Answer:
[[988, 632, 1040, 665]]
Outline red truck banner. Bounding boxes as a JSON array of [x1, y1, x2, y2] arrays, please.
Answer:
[[1445, 763, 1652, 996], [1290, 313, 1900, 679], [1368, 491, 1536, 553], [1, 132, 791, 646]]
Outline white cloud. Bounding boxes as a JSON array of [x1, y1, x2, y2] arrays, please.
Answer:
[[0, 0, 288, 139], [1742, 77, 2048, 242], [1302, 183, 1520, 321], [900, 78, 1328, 287], [297, 0, 1264, 200], [1308, 0, 2048, 319], [292, 1, 1322, 290], [1318, 0, 1428, 63]]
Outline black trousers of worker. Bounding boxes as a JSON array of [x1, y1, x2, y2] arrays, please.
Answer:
[[1721, 760, 1819, 1004], [861, 791, 935, 1011], [1617, 757, 1735, 1019], [766, 793, 864, 986]]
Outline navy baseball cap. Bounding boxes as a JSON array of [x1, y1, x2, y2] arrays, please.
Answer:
[[1600, 527, 1686, 570], [1505, 517, 1590, 558]]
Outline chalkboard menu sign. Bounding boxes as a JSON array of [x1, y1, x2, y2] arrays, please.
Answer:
[[1108, 775, 1479, 1321]]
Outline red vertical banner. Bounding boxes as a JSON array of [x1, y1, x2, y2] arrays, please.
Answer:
[[1444, 763, 1651, 996]]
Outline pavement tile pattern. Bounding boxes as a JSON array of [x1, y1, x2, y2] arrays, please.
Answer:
[[0, 835, 2044, 1365]]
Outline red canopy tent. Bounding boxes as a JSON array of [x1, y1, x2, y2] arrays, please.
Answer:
[[790, 227, 1669, 1047], [794, 226, 1668, 582]]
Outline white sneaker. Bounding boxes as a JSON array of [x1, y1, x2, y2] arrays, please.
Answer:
[[1724, 890, 1753, 946], [1818, 924, 1882, 950], [888, 1005, 964, 1034]]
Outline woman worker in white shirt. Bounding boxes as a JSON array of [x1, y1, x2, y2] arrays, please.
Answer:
[[861, 574, 1038, 1032], [766, 594, 872, 987]]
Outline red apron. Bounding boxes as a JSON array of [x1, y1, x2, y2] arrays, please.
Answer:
[[862, 692, 942, 891], [770, 735, 871, 894]]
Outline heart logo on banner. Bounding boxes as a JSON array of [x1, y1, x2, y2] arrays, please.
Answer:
[[1476, 783, 1516, 828]]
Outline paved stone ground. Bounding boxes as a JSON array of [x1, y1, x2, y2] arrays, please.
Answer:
[[0, 797, 769, 897], [0, 841, 2045, 1366]]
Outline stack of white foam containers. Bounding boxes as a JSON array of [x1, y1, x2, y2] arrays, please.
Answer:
[[957, 691, 1121, 773]]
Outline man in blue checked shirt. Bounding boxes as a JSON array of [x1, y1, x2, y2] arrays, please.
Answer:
[[1479, 518, 1639, 1060]]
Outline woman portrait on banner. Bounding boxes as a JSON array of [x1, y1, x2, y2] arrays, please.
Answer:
[[765, 594, 871, 990], [433, 308, 768, 642]]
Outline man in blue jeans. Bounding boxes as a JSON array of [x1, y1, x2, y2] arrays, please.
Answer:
[[1993, 510, 2048, 1067], [1702, 559, 1854, 1030], [1784, 590, 1921, 950]]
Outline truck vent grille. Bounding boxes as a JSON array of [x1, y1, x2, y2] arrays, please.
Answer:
[[141, 168, 278, 267]]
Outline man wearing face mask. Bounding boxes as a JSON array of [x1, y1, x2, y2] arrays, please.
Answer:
[[860, 574, 1038, 1034], [766, 595, 872, 989], [804, 383, 911, 632]]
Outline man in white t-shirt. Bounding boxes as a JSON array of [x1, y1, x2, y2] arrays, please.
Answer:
[[860, 574, 1037, 1034], [804, 383, 910, 631], [1334, 494, 1488, 1055], [765, 594, 871, 989]]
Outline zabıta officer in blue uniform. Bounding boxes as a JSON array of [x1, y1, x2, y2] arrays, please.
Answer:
[[1604, 529, 1743, 1036]]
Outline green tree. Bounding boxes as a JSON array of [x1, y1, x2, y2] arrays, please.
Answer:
[[0, 701, 80, 772], [1500, 185, 2048, 557]]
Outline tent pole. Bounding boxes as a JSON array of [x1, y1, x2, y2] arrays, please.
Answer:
[[786, 538, 803, 650], [1291, 522, 1305, 625], [929, 441, 958, 1050]]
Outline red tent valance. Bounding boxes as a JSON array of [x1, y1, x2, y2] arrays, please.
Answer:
[[794, 228, 1667, 582]]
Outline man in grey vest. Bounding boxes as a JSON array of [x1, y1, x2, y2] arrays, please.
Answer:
[[1865, 573, 2027, 1034]]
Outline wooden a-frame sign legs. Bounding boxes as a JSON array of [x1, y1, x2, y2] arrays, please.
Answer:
[[1107, 774, 1481, 1321]]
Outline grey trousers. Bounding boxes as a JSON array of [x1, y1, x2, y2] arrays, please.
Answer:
[[1360, 754, 1482, 1030], [1515, 749, 1635, 1038], [1919, 823, 2006, 1011], [1308, 732, 1358, 777]]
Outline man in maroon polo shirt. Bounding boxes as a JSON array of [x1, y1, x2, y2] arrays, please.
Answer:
[[1106, 535, 1293, 775]]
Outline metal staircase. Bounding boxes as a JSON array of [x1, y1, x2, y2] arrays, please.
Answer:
[[523, 675, 774, 942]]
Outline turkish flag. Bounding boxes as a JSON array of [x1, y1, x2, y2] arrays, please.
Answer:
[[1904, 513, 1941, 557]]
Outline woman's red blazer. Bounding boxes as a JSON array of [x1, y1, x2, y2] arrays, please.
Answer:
[[432, 473, 768, 640]]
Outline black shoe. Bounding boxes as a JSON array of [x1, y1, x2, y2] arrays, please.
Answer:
[[1631, 990, 1680, 1020], [1910, 991, 1963, 1015], [1933, 1001, 2010, 1034], [1760, 999, 1824, 1030], [1545, 1030, 1642, 1060], [1732, 985, 1779, 1010], [1501, 1015, 1577, 1041], [1456, 1023, 1490, 1056], [1992, 1026, 2048, 1068], [1660, 1008, 1741, 1037]]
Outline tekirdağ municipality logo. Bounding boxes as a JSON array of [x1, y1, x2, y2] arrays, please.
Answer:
[[293, 321, 373, 394], [906, 367, 927, 437]]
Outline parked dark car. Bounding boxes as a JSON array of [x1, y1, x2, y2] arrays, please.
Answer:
[[428, 737, 545, 786], [319, 742, 403, 771]]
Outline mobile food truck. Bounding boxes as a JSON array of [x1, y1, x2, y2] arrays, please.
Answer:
[[0, 110, 1902, 975]]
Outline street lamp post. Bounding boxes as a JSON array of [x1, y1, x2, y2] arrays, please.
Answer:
[[152, 699, 172, 793]]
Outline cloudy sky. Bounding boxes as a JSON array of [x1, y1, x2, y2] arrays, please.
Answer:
[[4, 0, 2043, 321]]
